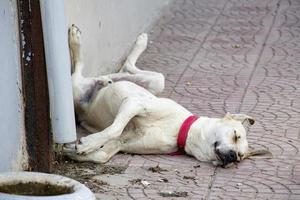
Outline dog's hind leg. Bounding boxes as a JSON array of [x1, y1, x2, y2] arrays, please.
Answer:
[[119, 33, 148, 74], [120, 33, 161, 76], [69, 24, 84, 78], [69, 25, 103, 111], [107, 34, 165, 94], [76, 98, 146, 155]]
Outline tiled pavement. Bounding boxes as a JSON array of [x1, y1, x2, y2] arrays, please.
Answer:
[[92, 0, 300, 199]]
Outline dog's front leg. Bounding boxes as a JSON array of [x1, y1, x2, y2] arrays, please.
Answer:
[[64, 139, 121, 163], [76, 98, 146, 155]]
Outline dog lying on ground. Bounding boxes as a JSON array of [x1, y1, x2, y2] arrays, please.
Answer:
[[64, 25, 266, 168]]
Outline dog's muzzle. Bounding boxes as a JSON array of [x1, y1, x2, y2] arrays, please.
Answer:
[[215, 146, 237, 167]]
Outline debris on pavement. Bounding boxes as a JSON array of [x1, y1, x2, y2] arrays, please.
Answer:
[[158, 178, 169, 183], [193, 164, 201, 168], [235, 182, 243, 189], [83, 179, 109, 193], [129, 179, 150, 187], [158, 191, 188, 197], [53, 160, 127, 182], [186, 81, 192, 86], [183, 175, 196, 180], [129, 178, 142, 185], [141, 180, 150, 187], [148, 165, 168, 173]]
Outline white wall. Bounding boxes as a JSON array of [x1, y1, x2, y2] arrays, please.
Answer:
[[0, 0, 27, 171], [64, 0, 170, 76]]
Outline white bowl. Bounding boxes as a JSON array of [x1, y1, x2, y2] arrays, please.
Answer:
[[0, 172, 95, 200]]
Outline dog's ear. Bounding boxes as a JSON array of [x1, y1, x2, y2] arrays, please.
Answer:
[[224, 113, 255, 126]]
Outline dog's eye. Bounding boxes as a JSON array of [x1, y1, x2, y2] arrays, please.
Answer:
[[233, 130, 241, 142], [214, 141, 219, 148], [234, 135, 241, 142]]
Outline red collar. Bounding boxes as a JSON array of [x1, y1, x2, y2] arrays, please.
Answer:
[[177, 115, 199, 152]]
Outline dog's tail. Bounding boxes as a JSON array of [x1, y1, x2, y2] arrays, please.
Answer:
[[243, 149, 273, 159]]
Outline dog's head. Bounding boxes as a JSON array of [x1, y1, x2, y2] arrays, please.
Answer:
[[213, 113, 254, 167]]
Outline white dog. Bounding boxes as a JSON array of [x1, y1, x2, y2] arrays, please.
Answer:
[[64, 25, 256, 167]]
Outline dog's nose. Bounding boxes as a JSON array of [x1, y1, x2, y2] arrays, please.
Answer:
[[226, 150, 237, 163]]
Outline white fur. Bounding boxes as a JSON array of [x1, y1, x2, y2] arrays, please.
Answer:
[[64, 25, 254, 167]]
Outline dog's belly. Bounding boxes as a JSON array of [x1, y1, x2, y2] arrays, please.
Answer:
[[81, 100, 117, 131], [82, 81, 158, 130]]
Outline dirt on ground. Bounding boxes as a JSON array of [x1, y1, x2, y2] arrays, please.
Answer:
[[53, 158, 127, 194]]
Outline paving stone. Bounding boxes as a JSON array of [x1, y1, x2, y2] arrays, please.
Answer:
[[93, 0, 300, 199]]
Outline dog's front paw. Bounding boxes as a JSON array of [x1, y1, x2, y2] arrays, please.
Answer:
[[76, 138, 98, 155], [135, 33, 148, 51], [63, 143, 76, 154], [76, 135, 106, 155]]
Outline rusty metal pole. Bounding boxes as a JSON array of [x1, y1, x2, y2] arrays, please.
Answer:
[[17, 0, 53, 172]]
